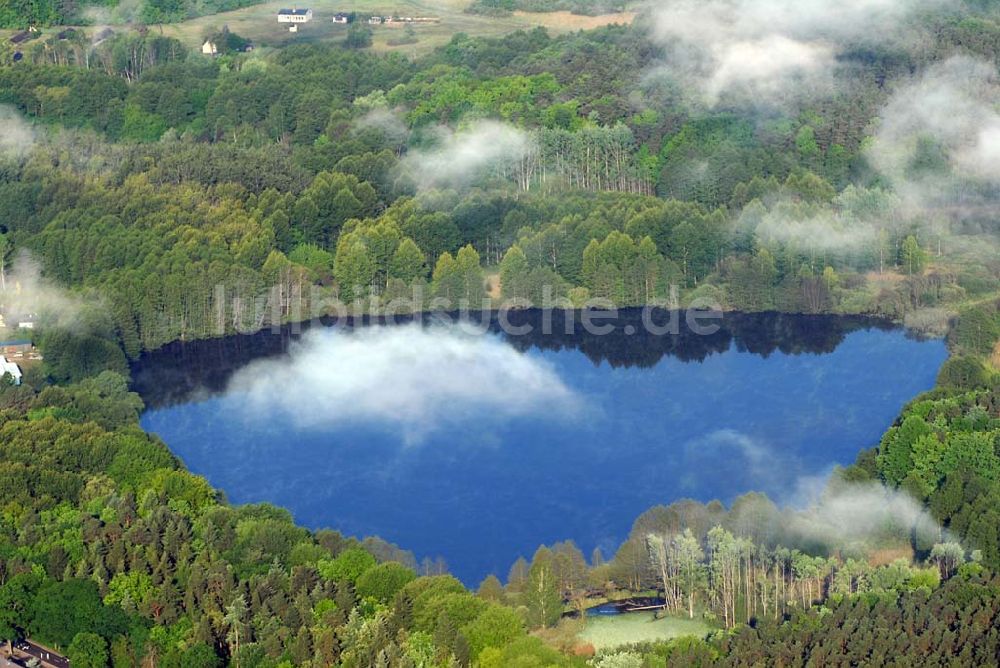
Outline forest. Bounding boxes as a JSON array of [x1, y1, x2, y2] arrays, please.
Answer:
[[0, 9, 998, 360], [0, 0, 269, 30], [0, 0, 999, 665], [2, 320, 999, 666]]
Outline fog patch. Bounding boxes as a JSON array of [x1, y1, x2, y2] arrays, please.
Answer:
[[81, 6, 110, 26], [785, 479, 946, 551], [228, 324, 581, 444], [755, 208, 878, 253], [0, 106, 35, 158], [868, 56, 1000, 216], [705, 36, 835, 105], [959, 123, 1000, 181], [744, 57, 999, 252], [1, 251, 97, 331], [696, 433, 952, 550], [354, 107, 410, 147], [82, 0, 142, 28], [647, 0, 940, 107], [396, 120, 534, 192]]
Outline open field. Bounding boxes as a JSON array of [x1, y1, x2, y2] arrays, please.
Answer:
[[576, 612, 712, 651], [1, 1, 634, 58], [512, 9, 635, 30], [156, 0, 634, 56]]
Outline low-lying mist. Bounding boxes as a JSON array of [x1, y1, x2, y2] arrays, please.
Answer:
[[647, 0, 943, 107], [734, 54, 999, 254], [0, 105, 35, 158], [1, 251, 98, 332], [353, 107, 410, 148], [688, 430, 952, 553], [785, 479, 946, 554], [869, 56, 1000, 218], [395, 120, 534, 192]]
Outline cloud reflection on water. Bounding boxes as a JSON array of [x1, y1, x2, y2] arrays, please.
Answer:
[[228, 324, 583, 445]]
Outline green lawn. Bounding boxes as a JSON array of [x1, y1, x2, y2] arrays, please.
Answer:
[[577, 612, 712, 651]]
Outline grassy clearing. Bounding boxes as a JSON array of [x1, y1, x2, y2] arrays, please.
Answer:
[[2, 2, 634, 59], [577, 612, 712, 651], [155, 0, 633, 55], [512, 9, 634, 30]]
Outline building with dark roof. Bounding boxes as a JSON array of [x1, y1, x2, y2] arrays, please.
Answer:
[[0, 340, 32, 354]]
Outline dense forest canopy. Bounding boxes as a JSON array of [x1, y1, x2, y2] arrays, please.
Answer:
[[0, 0, 270, 29], [0, 2, 997, 357], [0, 0, 998, 665]]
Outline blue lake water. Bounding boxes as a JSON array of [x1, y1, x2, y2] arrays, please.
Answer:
[[135, 311, 948, 584]]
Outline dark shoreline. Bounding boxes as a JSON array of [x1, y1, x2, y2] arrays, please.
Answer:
[[130, 308, 907, 409]]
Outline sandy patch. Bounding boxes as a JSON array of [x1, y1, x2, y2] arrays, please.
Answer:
[[864, 270, 906, 284], [867, 545, 914, 567], [485, 272, 502, 300]]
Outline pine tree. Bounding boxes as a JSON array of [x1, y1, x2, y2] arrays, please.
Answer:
[[499, 244, 530, 303], [389, 237, 427, 285]]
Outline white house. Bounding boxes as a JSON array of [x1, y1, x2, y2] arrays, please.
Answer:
[[0, 355, 22, 385], [201, 40, 218, 55], [278, 8, 313, 23]]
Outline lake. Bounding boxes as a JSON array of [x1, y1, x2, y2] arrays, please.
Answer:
[[134, 310, 948, 585]]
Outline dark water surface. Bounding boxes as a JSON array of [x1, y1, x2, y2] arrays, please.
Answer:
[[134, 311, 947, 584]]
